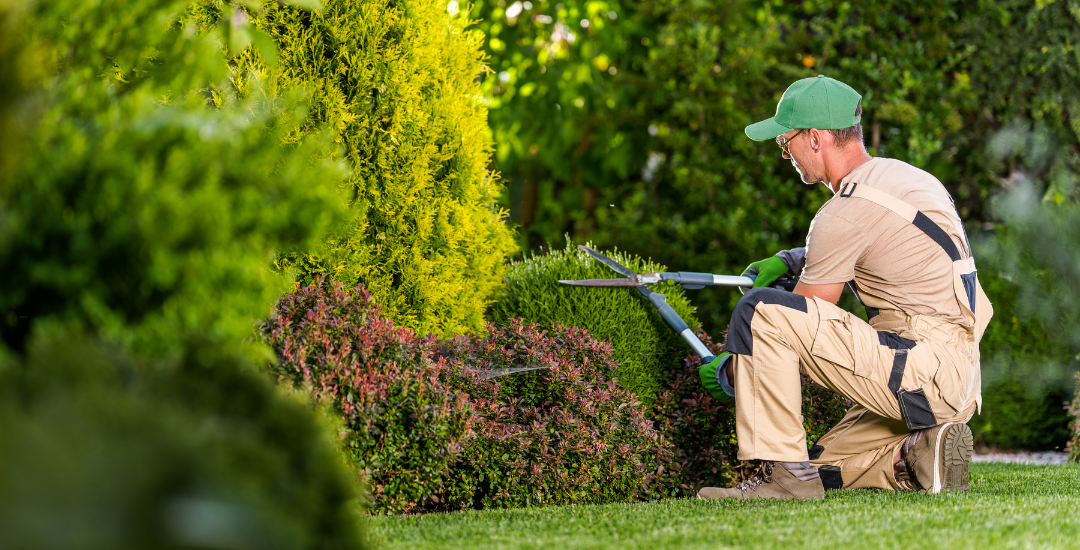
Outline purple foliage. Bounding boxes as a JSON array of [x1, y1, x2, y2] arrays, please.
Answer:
[[262, 280, 475, 514], [437, 320, 676, 508], [262, 280, 676, 514]]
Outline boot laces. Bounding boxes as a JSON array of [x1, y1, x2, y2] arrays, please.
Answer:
[[735, 462, 774, 493]]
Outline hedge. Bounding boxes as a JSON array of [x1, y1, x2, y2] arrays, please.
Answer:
[[0, 1, 367, 544], [488, 241, 699, 406]]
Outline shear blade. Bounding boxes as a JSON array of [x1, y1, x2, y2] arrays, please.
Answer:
[[578, 245, 635, 278], [558, 279, 640, 287]]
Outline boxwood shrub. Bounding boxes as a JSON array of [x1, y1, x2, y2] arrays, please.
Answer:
[[488, 241, 699, 407]]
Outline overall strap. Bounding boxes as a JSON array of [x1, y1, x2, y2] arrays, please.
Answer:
[[836, 181, 965, 261]]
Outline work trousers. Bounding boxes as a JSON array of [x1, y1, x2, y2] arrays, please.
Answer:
[[726, 287, 979, 490]]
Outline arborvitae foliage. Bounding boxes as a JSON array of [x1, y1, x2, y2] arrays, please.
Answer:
[[488, 241, 700, 407], [192, 0, 517, 337]]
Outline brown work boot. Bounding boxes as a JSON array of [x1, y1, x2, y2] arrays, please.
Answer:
[[697, 461, 825, 501], [900, 422, 973, 493]]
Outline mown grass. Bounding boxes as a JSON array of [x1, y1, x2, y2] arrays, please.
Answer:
[[369, 463, 1080, 550]]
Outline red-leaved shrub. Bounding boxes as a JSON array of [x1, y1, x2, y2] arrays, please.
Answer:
[[262, 281, 475, 514], [437, 320, 676, 508], [262, 279, 676, 514]]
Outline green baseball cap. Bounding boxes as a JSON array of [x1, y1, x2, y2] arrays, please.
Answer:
[[744, 75, 862, 141]]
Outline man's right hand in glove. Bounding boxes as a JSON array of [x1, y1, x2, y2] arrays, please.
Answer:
[[742, 255, 789, 289], [740, 247, 806, 293]]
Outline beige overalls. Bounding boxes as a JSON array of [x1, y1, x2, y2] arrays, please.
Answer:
[[726, 180, 993, 491]]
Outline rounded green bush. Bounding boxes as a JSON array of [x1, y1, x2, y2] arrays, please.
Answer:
[[488, 241, 701, 406]]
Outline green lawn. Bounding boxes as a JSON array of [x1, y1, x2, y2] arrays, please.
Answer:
[[369, 463, 1080, 550]]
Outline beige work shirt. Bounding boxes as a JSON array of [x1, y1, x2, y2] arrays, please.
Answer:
[[800, 158, 969, 324]]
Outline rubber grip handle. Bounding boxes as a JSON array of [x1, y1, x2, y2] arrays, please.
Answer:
[[646, 291, 690, 333], [675, 272, 714, 287]]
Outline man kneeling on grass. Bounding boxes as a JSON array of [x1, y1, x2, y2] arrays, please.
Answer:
[[697, 76, 993, 500]]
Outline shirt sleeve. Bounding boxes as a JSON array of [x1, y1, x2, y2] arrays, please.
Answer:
[[800, 212, 869, 285]]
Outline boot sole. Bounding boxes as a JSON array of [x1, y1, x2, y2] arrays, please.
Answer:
[[931, 422, 972, 493]]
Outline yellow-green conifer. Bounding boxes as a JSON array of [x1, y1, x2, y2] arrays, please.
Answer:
[[195, 0, 517, 336]]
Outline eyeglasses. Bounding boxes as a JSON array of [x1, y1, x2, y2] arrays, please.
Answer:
[[776, 128, 806, 156]]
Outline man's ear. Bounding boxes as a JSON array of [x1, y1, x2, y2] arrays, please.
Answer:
[[809, 128, 831, 152]]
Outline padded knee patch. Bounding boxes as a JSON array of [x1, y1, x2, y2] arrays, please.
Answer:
[[726, 287, 808, 356]]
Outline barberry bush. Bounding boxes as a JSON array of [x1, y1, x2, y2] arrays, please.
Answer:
[[263, 280, 678, 513], [262, 280, 475, 514], [438, 320, 676, 508]]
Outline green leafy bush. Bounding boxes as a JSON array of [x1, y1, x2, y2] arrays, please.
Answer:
[[488, 241, 700, 406], [971, 125, 1080, 450], [191, 0, 518, 337], [262, 279, 677, 513]]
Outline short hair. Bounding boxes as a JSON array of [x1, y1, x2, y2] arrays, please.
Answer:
[[828, 102, 863, 149]]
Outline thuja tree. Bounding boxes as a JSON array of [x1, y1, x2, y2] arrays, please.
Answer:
[[192, 0, 517, 337]]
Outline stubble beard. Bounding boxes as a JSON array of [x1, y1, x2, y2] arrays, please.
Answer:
[[790, 156, 823, 186]]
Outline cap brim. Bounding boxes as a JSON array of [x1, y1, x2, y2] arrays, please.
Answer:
[[744, 117, 792, 141]]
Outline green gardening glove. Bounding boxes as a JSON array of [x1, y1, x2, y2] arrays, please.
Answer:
[[740, 255, 789, 294], [699, 353, 734, 401]]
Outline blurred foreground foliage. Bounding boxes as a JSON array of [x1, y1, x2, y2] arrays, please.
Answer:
[[0, 0, 367, 544], [478, 0, 1080, 448], [973, 125, 1080, 449]]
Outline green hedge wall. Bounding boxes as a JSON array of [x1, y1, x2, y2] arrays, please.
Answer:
[[192, 0, 518, 337]]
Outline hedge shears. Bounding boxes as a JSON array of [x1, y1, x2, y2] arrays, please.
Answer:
[[559, 245, 797, 362]]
